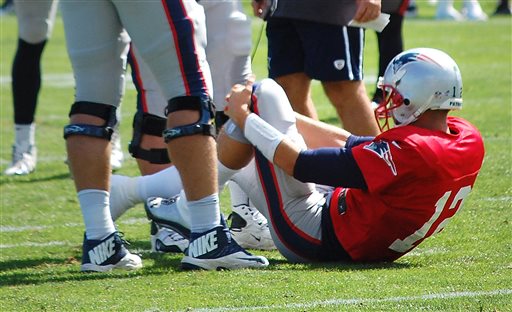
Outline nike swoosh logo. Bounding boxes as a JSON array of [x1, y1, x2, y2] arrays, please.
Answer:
[[250, 234, 261, 242], [237, 257, 267, 264]]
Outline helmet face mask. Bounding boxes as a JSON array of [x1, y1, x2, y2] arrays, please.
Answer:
[[375, 84, 404, 131], [374, 48, 463, 132]]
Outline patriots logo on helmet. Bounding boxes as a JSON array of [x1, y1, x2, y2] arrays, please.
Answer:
[[363, 141, 398, 176], [392, 52, 441, 74]]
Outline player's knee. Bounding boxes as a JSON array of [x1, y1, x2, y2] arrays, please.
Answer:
[[18, 22, 51, 44], [253, 78, 287, 110], [128, 111, 170, 164], [163, 96, 215, 142], [63, 102, 117, 141], [253, 79, 296, 127]]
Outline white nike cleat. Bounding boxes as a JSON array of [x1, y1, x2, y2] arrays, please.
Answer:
[[80, 232, 142, 272], [109, 174, 141, 221], [229, 204, 276, 251], [4, 145, 37, 176], [144, 196, 191, 239], [181, 225, 269, 270], [150, 221, 189, 253]]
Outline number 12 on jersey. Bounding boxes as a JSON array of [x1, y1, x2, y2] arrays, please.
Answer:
[[389, 185, 472, 253]]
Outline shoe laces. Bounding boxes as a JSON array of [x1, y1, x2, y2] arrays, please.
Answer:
[[166, 230, 186, 242], [234, 204, 267, 226], [116, 231, 131, 246]]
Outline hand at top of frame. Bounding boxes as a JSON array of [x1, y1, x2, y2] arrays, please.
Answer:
[[353, 0, 381, 23]]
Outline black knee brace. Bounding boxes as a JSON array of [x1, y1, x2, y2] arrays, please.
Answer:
[[128, 111, 170, 164], [163, 96, 215, 143], [214, 111, 230, 133], [63, 102, 117, 140]]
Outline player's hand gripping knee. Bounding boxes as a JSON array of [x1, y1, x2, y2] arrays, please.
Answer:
[[224, 75, 255, 129]]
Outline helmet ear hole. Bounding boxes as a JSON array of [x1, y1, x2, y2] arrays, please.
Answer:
[[403, 99, 410, 106]]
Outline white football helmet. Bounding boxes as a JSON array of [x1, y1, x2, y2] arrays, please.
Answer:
[[375, 48, 463, 131]]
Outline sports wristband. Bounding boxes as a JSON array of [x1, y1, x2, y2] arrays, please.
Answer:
[[244, 113, 285, 162]]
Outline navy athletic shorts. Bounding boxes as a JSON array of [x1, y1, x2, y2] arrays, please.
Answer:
[[266, 17, 365, 82]]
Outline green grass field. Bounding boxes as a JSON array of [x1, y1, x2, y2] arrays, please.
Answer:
[[1, 2, 511, 311]]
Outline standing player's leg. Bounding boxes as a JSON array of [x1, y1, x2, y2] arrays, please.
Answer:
[[266, 18, 319, 120], [314, 26, 379, 136], [4, 0, 57, 176], [60, 1, 141, 272], [125, 44, 187, 253]]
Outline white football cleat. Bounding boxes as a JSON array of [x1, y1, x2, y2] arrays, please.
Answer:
[[150, 221, 188, 253], [181, 225, 269, 270], [229, 204, 276, 251], [4, 145, 37, 176], [80, 232, 142, 272]]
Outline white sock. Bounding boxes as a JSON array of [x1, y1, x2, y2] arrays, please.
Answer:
[[218, 160, 239, 192], [78, 189, 116, 240], [137, 165, 183, 200], [175, 190, 191, 229], [14, 123, 35, 152], [228, 181, 250, 207], [188, 193, 221, 233]]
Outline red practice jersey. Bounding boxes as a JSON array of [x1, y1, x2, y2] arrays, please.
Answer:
[[329, 117, 485, 262]]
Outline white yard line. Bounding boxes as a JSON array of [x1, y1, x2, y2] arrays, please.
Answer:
[[0, 218, 147, 234], [0, 73, 136, 89], [0, 241, 71, 248], [1, 73, 380, 88], [190, 289, 512, 312]]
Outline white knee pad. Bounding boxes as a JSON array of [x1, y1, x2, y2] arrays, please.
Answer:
[[15, 0, 58, 43]]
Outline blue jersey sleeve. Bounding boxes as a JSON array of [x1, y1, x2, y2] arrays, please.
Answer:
[[345, 135, 374, 148], [293, 147, 368, 189]]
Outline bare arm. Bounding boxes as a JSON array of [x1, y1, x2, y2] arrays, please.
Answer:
[[295, 113, 351, 149]]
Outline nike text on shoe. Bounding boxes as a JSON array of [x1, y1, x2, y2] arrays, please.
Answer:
[[150, 221, 189, 253], [80, 232, 142, 272], [229, 204, 276, 251], [144, 196, 191, 239], [4, 145, 37, 176], [181, 225, 269, 271]]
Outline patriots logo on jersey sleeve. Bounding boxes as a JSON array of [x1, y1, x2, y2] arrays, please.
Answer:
[[363, 141, 399, 176]]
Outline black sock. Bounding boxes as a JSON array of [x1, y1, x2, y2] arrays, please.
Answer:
[[12, 39, 47, 124]]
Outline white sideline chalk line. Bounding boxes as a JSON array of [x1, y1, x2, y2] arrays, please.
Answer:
[[0, 241, 70, 248], [190, 289, 512, 312], [0, 73, 379, 88], [0, 73, 136, 89], [0, 217, 147, 233]]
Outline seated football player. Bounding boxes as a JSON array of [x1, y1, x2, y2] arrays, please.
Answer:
[[143, 48, 485, 263]]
